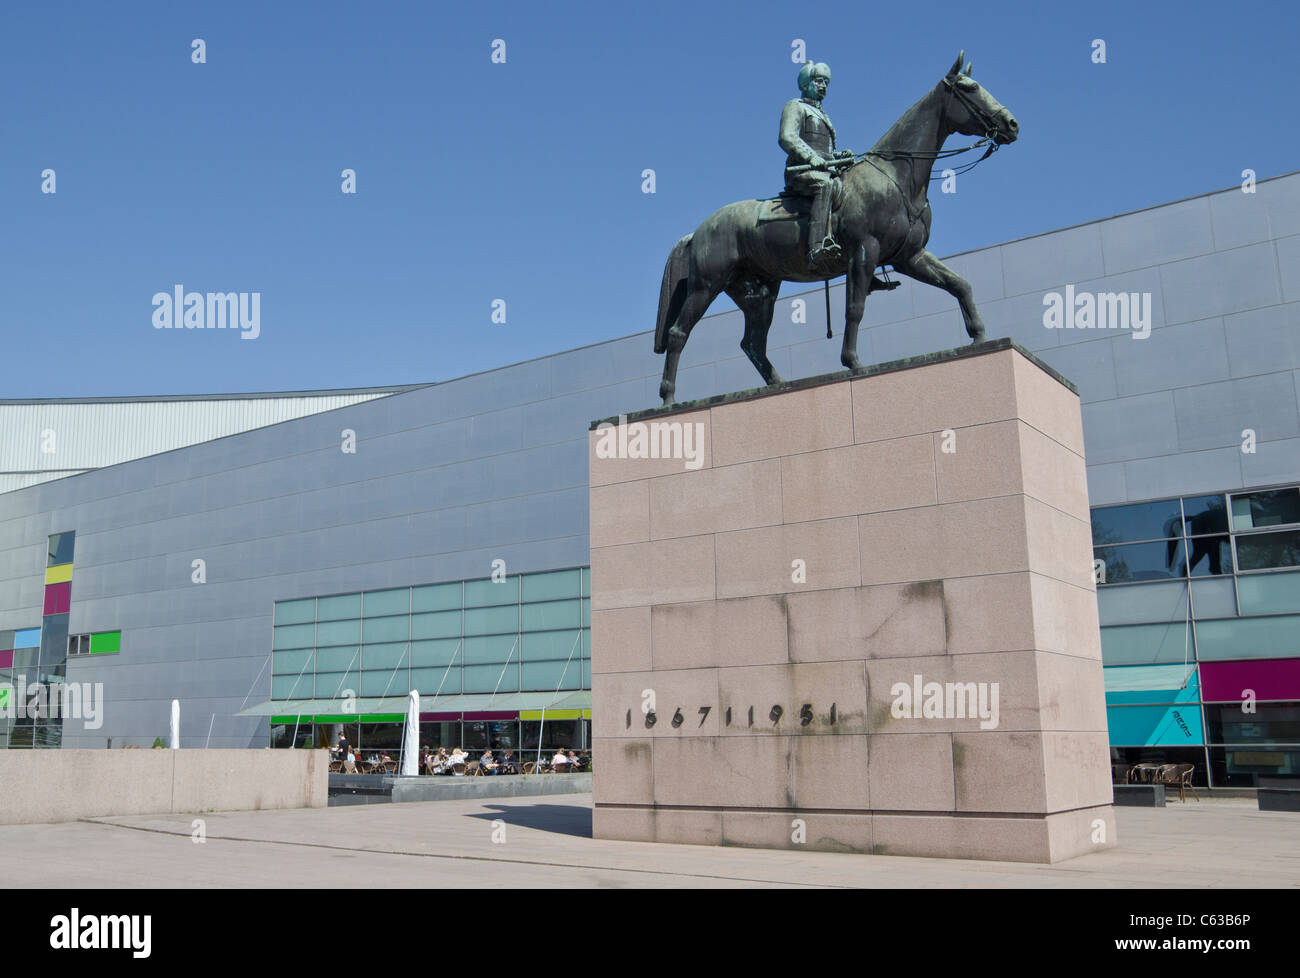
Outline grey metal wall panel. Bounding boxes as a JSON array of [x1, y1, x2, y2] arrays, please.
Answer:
[[1000, 223, 1106, 297], [871, 310, 965, 364], [1224, 303, 1300, 377], [1111, 318, 1231, 397], [1159, 242, 1282, 324], [1239, 435, 1300, 486], [1086, 462, 1128, 507], [1173, 373, 1300, 452], [1210, 187, 1274, 251], [1277, 234, 1300, 303], [1037, 337, 1118, 402], [1098, 196, 1215, 274], [1082, 393, 1181, 464], [1121, 446, 1244, 502]]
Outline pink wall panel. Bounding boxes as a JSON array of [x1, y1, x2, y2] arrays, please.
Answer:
[[1199, 658, 1300, 702], [43, 581, 71, 616]]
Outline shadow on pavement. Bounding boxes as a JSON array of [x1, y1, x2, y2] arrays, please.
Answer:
[[466, 803, 593, 839]]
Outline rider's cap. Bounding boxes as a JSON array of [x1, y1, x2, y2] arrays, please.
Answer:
[[797, 62, 831, 96]]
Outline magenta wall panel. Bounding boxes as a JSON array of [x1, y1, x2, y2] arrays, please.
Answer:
[[418, 713, 461, 722], [43, 581, 71, 616], [1199, 658, 1300, 702], [0, 650, 12, 669], [461, 711, 519, 721]]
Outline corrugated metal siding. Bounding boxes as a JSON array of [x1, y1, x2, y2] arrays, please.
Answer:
[[0, 394, 391, 491]]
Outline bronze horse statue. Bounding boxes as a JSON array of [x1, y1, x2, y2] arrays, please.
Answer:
[[654, 51, 1019, 404]]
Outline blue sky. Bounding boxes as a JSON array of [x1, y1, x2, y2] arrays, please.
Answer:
[[2, 0, 1297, 397]]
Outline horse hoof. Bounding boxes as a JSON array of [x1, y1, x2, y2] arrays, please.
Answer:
[[766, 373, 784, 387], [968, 329, 986, 344], [841, 357, 861, 371]]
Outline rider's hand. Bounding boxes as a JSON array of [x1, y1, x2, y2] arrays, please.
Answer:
[[809, 154, 828, 169], [837, 149, 855, 159]]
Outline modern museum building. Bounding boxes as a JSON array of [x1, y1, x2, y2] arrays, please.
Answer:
[[1, 171, 1297, 788]]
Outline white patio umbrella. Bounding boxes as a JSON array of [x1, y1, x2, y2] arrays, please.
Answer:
[[400, 690, 420, 776]]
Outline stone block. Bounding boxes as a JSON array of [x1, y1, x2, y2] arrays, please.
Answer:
[[651, 594, 789, 671], [785, 582, 948, 662], [710, 382, 853, 466], [589, 480, 649, 548], [589, 606, 653, 675], [851, 348, 1019, 443], [715, 517, 860, 598], [649, 458, 782, 540], [589, 534, 715, 610], [588, 409, 712, 487], [781, 435, 935, 523]]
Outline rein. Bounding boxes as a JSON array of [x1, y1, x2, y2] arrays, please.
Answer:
[[841, 77, 1002, 179]]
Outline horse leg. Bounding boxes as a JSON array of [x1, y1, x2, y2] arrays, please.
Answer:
[[659, 285, 721, 405], [754, 281, 783, 385], [895, 249, 986, 342], [727, 279, 783, 386], [841, 239, 880, 370]]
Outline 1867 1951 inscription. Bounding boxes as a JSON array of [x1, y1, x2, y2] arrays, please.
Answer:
[[626, 701, 839, 730]]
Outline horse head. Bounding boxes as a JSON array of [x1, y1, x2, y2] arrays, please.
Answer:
[[941, 50, 1019, 146]]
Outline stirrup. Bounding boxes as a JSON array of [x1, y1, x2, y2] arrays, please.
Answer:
[[808, 237, 842, 265]]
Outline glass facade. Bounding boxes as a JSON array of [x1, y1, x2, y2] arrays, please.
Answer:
[[1095, 485, 1300, 785], [268, 567, 592, 755]]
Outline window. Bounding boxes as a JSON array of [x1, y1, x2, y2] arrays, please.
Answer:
[[1091, 499, 1182, 546], [46, 532, 75, 567], [1094, 540, 1186, 584], [67, 634, 91, 656], [1236, 530, 1300, 571], [1180, 495, 1230, 535], [1231, 488, 1300, 531]]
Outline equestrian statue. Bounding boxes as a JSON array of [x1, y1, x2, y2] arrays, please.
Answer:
[[654, 51, 1019, 404]]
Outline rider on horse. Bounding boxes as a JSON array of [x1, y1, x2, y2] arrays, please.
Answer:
[[780, 62, 856, 268]]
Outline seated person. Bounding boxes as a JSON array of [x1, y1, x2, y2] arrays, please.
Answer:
[[480, 750, 499, 775], [552, 748, 569, 771], [450, 747, 467, 775], [499, 749, 519, 774]]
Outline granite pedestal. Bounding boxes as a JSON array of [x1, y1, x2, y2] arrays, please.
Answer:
[[588, 340, 1116, 862]]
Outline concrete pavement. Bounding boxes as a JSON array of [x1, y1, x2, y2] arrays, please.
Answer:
[[4, 794, 1297, 888]]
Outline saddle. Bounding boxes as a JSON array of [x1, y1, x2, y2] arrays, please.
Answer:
[[757, 176, 845, 223]]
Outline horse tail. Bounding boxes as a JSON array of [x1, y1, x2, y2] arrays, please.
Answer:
[[654, 233, 693, 355]]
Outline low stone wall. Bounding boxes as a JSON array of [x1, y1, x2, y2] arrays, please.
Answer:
[[0, 749, 328, 824], [387, 772, 592, 804]]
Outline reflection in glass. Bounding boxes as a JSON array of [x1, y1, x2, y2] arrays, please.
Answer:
[[1094, 540, 1186, 584], [1180, 494, 1229, 535], [1184, 536, 1231, 577], [1206, 703, 1300, 745], [1236, 530, 1300, 571], [1231, 488, 1300, 530], [47, 532, 75, 566], [1207, 746, 1297, 786], [1091, 499, 1182, 546]]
